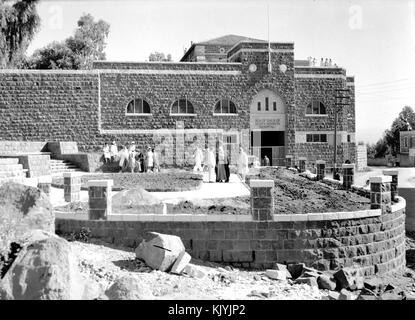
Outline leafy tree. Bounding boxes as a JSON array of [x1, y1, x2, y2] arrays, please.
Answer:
[[149, 51, 172, 62], [26, 13, 110, 70], [0, 0, 40, 68], [65, 13, 110, 69], [385, 106, 415, 156]]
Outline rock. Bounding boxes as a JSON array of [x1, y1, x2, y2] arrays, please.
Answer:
[[317, 275, 337, 291], [112, 188, 162, 214], [171, 251, 191, 274], [357, 294, 379, 300], [403, 292, 415, 300], [350, 276, 365, 290], [333, 268, 356, 290], [295, 277, 318, 288], [274, 263, 292, 278], [0, 183, 54, 257], [0, 235, 87, 300], [383, 284, 396, 293], [339, 289, 354, 300], [302, 271, 321, 279], [287, 263, 305, 279], [364, 278, 382, 291], [265, 269, 287, 281], [105, 276, 153, 300], [135, 232, 185, 272], [183, 264, 207, 279], [327, 291, 340, 300], [379, 292, 402, 300]]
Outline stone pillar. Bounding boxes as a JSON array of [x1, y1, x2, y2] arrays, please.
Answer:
[[369, 176, 392, 213], [316, 160, 326, 180], [342, 163, 355, 189], [285, 155, 293, 169], [298, 157, 307, 173], [250, 180, 274, 221], [63, 172, 81, 202], [88, 180, 113, 220], [37, 176, 52, 195], [382, 169, 398, 202]]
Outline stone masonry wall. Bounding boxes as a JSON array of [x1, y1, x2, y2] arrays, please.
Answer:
[[56, 202, 406, 276]]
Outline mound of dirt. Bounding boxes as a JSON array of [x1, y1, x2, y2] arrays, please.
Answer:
[[247, 167, 370, 214]]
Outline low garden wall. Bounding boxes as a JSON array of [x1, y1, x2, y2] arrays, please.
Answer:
[[55, 197, 406, 276]]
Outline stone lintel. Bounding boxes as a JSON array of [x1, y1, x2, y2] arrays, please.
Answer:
[[382, 169, 399, 176], [316, 160, 326, 164], [87, 179, 114, 187], [250, 179, 274, 188], [298, 157, 307, 161], [285, 155, 293, 159], [369, 176, 392, 184], [342, 164, 355, 169]]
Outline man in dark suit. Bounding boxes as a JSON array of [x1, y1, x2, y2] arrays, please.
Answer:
[[224, 151, 230, 183]]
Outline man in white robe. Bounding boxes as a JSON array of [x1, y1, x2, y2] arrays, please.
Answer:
[[193, 146, 204, 172], [110, 141, 118, 162], [237, 147, 249, 181], [207, 147, 216, 183]]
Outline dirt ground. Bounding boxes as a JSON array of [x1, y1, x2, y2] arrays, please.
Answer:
[[247, 167, 370, 214], [70, 236, 415, 300]]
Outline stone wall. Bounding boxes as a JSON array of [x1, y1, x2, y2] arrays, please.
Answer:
[[55, 197, 406, 276]]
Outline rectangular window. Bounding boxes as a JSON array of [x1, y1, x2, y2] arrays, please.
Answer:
[[179, 99, 187, 113], [265, 97, 269, 111], [306, 134, 327, 143], [273, 101, 277, 111], [257, 102, 261, 111]]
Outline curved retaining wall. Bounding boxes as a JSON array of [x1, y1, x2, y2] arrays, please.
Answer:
[[55, 197, 406, 276]]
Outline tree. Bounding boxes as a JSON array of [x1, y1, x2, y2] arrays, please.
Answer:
[[26, 41, 77, 70], [0, 0, 40, 68], [385, 106, 415, 156], [26, 13, 110, 70], [148, 52, 172, 62], [65, 13, 110, 69]]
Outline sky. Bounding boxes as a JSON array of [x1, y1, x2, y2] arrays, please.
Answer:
[[26, 0, 415, 144]]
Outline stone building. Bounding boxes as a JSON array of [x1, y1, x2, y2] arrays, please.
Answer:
[[398, 130, 415, 166], [0, 34, 356, 168]]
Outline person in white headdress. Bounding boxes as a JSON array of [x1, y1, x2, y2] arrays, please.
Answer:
[[237, 146, 249, 181], [207, 146, 216, 183], [118, 145, 129, 172], [110, 141, 118, 162], [146, 146, 154, 172], [102, 143, 111, 163], [193, 145, 204, 172]]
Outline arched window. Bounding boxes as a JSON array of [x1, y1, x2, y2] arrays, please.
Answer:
[[306, 101, 326, 115], [170, 99, 195, 114], [214, 99, 237, 114], [126, 98, 151, 114]]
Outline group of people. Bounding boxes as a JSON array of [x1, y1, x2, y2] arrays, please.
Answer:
[[102, 141, 160, 173], [192, 145, 249, 183], [307, 57, 337, 67]]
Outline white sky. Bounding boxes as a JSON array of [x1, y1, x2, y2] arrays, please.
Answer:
[[27, 0, 415, 144]]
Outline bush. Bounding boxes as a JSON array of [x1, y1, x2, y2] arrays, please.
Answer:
[[66, 227, 92, 243]]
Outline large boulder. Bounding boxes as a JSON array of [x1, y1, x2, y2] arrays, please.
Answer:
[[0, 233, 89, 300], [105, 276, 153, 300], [135, 232, 185, 272], [0, 183, 54, 258]]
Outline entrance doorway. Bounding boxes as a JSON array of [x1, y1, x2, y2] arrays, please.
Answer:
[[249, 89, 287, 166]]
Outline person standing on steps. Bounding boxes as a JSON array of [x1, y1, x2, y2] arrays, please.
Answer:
[[110, 141, 118, 162], [216, 146, 227, 182], [103, 143, 111, 163], [207, 146, 216, 183], [146, 146, 154, 172], [193, 145, 204, 173], [237, 146, 249, 182]]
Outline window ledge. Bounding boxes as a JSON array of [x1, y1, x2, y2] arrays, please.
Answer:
[[213, 113, 238, 116], [169, 113, 197, 117], [125, 113, 153, 116], [305, 114, 328, 117]]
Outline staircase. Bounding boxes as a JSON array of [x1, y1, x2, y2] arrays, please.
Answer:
[[50, 159, 83, 175], [0, 158, 25, 185]]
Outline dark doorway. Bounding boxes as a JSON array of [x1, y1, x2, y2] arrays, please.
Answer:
[[261, 148, 272, 166], [251, 131, 285, 147]]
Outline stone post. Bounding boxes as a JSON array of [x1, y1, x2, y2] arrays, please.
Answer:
[[382, 169, 398, 202], [342, 163, 355, 189], [298, 157, 307, 173], [37, 176, 52, 195], [316, 160, 325, 180], [88, 180, 113, 220], [369, 176, 392, 213], [250, 180, 274, 221], [285, 155, 293, 169], [63, 172, 81, 202]]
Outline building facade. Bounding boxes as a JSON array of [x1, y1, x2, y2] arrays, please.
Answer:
[[0, 35, 356, 167]]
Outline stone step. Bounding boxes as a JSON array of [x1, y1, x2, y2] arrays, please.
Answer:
[[0, 170, 25, 178], [0, 164, 24, 171], [0, 158, 19, 165], [0, 176, 24, 185]]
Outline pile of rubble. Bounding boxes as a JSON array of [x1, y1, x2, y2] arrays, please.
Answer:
[[263, 262, 414, 300]]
